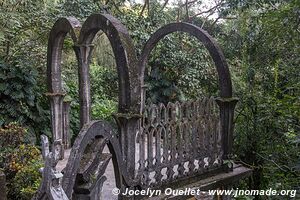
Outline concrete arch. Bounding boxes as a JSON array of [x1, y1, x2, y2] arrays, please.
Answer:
[[140, 22, 233, 100], [46, 17, 81, 141], [78, 13, 140, 114], [47, 17, 80, 93], [62, 120, 123, 198]]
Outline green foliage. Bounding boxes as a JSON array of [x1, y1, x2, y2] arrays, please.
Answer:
[[0, 0, 299, 198], [56, 0, 127, 19], [0, 123, 42, 200], [0, 122, 26, 147], [57, 0, 101, 19], [90, 63, 118, 102], [90, 64, 118, 121], [220, 0, 300, 195], [0, 0, 56, 67], [11, 159, 42, 200], [116, 5, 219, 104], [91, 99, 117, 122], [0, 60, 50, 141], [146, 32, 218, 104], [0, 0, 59, 141]]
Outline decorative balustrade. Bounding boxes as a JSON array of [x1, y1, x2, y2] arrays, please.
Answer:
[[136, 97, 222, 187]]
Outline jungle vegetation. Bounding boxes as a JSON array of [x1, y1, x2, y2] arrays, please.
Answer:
[[0, 0, 299, 199]]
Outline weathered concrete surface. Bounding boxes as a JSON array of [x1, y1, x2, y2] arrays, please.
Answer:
[[57, 149, 71, 172], [57, 146, 117, 200], [101, 156, 117, 200], [56, 143, 218, 200]]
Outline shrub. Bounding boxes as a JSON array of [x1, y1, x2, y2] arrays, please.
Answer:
[[0, 60, 50, 144], [0, 122, 25, 148], [11, 159, 42, 200], [0, 123, 43, 200], [91, 98, 117, 122]]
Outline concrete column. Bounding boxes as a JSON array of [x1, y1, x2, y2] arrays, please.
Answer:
[[113, 113, 141, 183], [63, 100, 71, 149], [216, 97, 238, 161], [47, 93, 65, 160], [73, 44, 94, 128]]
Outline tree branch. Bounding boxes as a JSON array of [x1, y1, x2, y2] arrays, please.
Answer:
[[188, 0, 224, 22], [160, 0, 169, 10], [179, 0, 197, 8], [139, 0, 148, 17], [185, 0, 189, 21]]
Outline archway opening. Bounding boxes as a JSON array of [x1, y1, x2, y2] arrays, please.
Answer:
[[61, 34, 80, 146], [144, 31, 218, 105], [90, 31, 118, 124], [136, 26, 227, 185], [88, 30, 120, 200]]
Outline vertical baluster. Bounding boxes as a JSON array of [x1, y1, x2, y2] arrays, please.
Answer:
[[142, 129, 150, 185], [207, 97, 214, 168], [148, 105, 157, 169], [170, 120, 176, 179], [211, 98, 218, 166], [165, 122, 173, 181], [177, 122, 185, 177], [197, 99, 205, 171], [191, 121, 199, 173], [214, 97, 222, 163], [175, 101, 181, 122], [184, 101, 192, 174], [216, 112, 222, 165], [138, 127, 146, 181], [213, 99, 221, 166], [167, 102, 176, 179], [197, 121, 204, 172], [195, 99, 202, 153], [182, 122, 188, 160], [213, 113, 219, 166], [184, 123, 191, 175], [188, 101, 198, 173], [148, 128, 154, 169], [161, 126, 167, 172], [181, 101, 187, 159], [155, 126, 162, 166], [210, 97, 217, 167], [154, 126, 163, 183], [158, 102, 167, 170], [202, 98, 210, 169]]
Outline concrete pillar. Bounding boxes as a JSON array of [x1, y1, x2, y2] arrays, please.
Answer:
[[63, 100, 71, 149], [215, 97, 238, 161], [47, 93, 65, 160], [73, 45, 94, 128]]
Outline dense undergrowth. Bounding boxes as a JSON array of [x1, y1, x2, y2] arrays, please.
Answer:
[[0, 0, 299, 199]]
